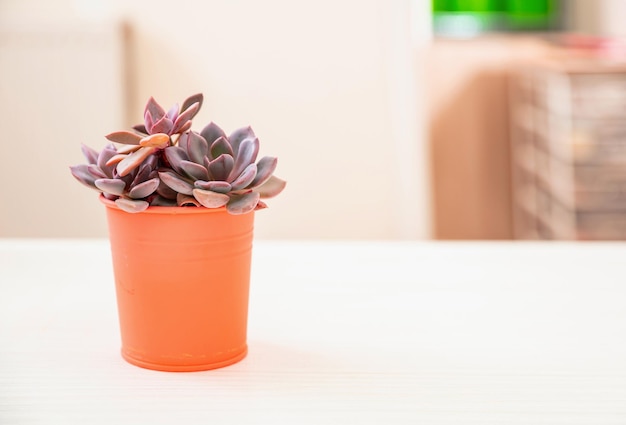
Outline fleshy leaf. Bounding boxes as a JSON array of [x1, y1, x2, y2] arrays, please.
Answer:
[[70, 164, 97, 188], [229, 138, 259, 181], [230, 163, 257, 191], [181, 93, 203, 118], [254, 175, 286, 198], [192, 188, 230, 208], [177, 193, 202, 207], [226, 191, 260, 215], [250, 156, 277, 188], [150, 116, 174, 135], [176, 121, 192, 134], [172, 102, 200, 134], [209, 136, 233, 160], [116, 144, 142, 155], [115, 197, 149, 213], [156, 180, 178, 199], [166, 103, 179, 121], [194, 180, 232, 193], [144, 110, 154, 133], [128, 177, 159, 199], [81, 144, 99, 164], [255, 200, 268, 211], [133, 124, 148, 134], [158, 171, 194, 195], [139, 133, 170, 148], [186, 132, 209, 164], [116, 146, 157, 177], [97, 145, 119, 177], [144, 154, 158, 170], [200, 122, 226, 145], [177, 132, 190, 152], [105, 131, 143, 145], [229, 126, 256, 156], [164, 146, 189, 174], [180, 160, 209, 181], [145, 97, 165, 121], [208, 154, 234, 182], [97, 145, 117, 169], [131, 163, 153, 188], [87, 164, 107, 179], [95, 178, 126, 196], [105, 154, 127, 167]]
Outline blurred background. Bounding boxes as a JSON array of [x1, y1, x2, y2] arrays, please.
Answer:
[[2, 0, 626, 241]]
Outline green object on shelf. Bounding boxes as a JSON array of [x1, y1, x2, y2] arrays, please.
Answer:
[[432, 0, 558, 35], [454, 0, 505, 12], [506, 0, 555, 31]]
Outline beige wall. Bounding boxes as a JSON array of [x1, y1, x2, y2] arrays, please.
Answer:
[[0, 0, 432, 240]]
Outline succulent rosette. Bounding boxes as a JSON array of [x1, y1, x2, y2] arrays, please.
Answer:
[[70, 93, 285, 213]]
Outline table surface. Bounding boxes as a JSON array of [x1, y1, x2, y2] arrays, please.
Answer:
[[1, 239, 626, 424]]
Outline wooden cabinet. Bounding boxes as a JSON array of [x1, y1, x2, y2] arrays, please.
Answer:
[[509, 56, 626, 239], [427, 37, 553, 239]]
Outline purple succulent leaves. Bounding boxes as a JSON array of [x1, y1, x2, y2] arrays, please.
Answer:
[[71, 93, 284, 214], [156, 179, 178, 200], [116, 146, 157, 177], [150, 115, 175, 135], [207, 154, 235, 182], [128, 178, 159, 199], [133, 123, 148, 134], [139, 133, 170, 148], [145, 97, 165, 124], [186, 132, 209, 164], [172, 102, 200, 134], [209, 136, 233, 160], [70, 164, 98, 188], [230, 163, 257, 191], [164, 146, 189, 174], [250, 156, 278, 188], [192, 189, 230, 208], [81, 144, 99, 164], [200, 122, 227, 145], [177, 193, 202, 207], [180, 160, 210, 181], [95, 178, 126, 196], [70, 144, 118, 190], [181, 93, 203, 118], [96, 145, 119, 176], [228, 138, 259, 181], [226, 191, 260, 215], [228, 126, 256, 157], [115, 198, 149, 213], [105, 131, 143, 145], [158, 171, 194, 195], [140, 94, 203, 136], [194, 180, 232, 193], [254, 175, 286, 198]]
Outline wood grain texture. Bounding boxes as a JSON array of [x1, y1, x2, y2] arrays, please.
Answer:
[[1, 240, 626, 424]]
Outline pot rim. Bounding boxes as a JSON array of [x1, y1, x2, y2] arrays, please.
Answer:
[[99, 194, 231, 215]]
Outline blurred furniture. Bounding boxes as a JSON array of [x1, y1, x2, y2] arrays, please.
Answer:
[[432, 0, 562, 38], [2, 239, 626, 423], [426, 36, 553, 239], [509, 50, 626, 239]]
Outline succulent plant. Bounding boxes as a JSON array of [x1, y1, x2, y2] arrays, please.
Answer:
[[70, 93, 285, 214]]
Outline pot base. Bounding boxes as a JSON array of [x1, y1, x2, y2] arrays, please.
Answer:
[[120, 345, 248, 372]]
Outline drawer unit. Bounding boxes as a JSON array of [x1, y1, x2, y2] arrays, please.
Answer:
[[510, 56, 626, 240]]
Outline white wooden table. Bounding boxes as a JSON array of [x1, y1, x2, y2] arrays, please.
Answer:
[[1, 239, 626, 424]]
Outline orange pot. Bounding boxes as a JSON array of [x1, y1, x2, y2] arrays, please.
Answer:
[[101, 196, 255, 372]]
